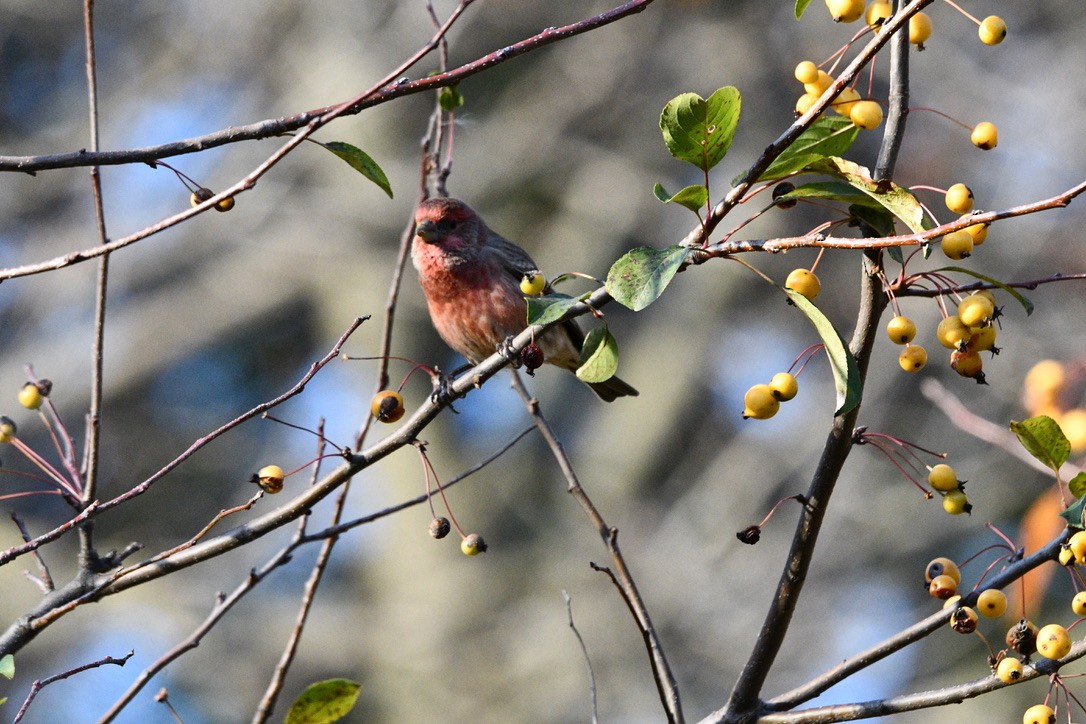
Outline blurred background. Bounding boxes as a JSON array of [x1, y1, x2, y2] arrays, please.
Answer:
[[1, 1, 1085, 721]]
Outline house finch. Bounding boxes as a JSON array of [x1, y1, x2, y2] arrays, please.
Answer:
[[412, 197, 638, 402]]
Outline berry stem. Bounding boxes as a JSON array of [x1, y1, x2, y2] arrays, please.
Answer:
[[937, 0, 981, 25]]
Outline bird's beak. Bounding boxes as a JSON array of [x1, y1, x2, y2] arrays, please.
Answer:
[[415, 220, 438, 242]]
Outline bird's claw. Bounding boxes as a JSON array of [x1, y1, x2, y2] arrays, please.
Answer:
[[498, 336, 520, 366], [430, 371, 461, 412]]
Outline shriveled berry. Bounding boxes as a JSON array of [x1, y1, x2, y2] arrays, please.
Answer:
[[773, 182, 797, 209], [736, 525, 761, 545], [950, 349, 986, 383], [950, 606, 979, 634], [429, 517, 451, 539], [190, 188, 214, 206], [520, 343, 545, 373], [1006, 619, 1038, 657], [929, 574, 958, 600]]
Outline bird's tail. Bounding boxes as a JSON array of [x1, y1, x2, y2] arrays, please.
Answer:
[[587, 375, 639, 403]]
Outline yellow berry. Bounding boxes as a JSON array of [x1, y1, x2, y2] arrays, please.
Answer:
[[996, 656, 1023, 683], [1060, 409, 1086, 453], [769, 372, 799, 402], [795, 92, 821, 116], [520, 273, 546, 296], [1035, 623, 1071, 660], [929, 574, 958, 600], [945, 183, 975, 214], [461, 533, 487, 556], [849, 100, 883, 130], [940, 231, 973, 260], [1072, 591, 1086, 616], [1023, 704, 1055, 724], [898, 345, 927, 372], [743, 384, 780, 420], [937, 316, 972, 350], [1069, 530, 1086, 564], [926, 557, 961, 584], [979, 15, 1007, 46], [865, 1, 892, 30], [18, 383, 43, 410], [785, 268, 821, 300], [968, 324, 998, 353], [950, 349, 985, 380], [214, 196, 235, 213], [942, 489, 970, 515], [825, 0, 864, 23], [909, 12, 933, 46], [972, 121, 999, 150], [371, 390, 406, 423], [190, 188, 213, 207], [965, 222, 989, 245], [804, 70, 834, 96], [927, 464, 959, 493], [255, 464, 285, 494], [0, 416, 16, 444], [1025, 360, 1066, 398], [886, 315, 917, 345], [1060, 545, 1076, 567], [977, 588, 1008, 618], [958, 294, 995, 329], [794, 60, 820, 84], [831, 86, 860, 116]]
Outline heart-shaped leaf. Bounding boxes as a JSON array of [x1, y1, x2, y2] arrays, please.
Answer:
[[660, 87, 741, 172]]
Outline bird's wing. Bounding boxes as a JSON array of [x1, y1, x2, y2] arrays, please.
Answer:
[[487, 232, 541, 283]]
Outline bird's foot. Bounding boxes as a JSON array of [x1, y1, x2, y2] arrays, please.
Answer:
[[498, 336, 520, 366], [429, 368, 463, 412]]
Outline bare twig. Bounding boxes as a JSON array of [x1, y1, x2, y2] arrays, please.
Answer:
[[0, 0, 655, 174], [563, 591, 599, 724], [10, 512, 53, 592], [509, 371, 683, 723], [252, 423, 342, 724], [13, 650, 133, 724]]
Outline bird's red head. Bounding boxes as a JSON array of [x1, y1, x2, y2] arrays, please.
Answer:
[[414, 197, 480, 251]]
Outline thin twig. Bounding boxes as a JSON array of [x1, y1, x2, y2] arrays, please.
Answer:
[[13, 650, 133, 724], [563, 591, 599, 724], [509, 371, 683, 723], [252, 422, 343, 724], [10, 513, 53, 592], [0, 0, 655, 176]]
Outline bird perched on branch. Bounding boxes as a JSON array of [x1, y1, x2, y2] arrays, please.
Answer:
[[411, 197, 638, 402]]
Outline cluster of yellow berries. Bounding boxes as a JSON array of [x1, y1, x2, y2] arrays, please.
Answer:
[[927, 463, 970, 515], [889, 290, 999, 383], [1023, 360, 1086, 453], [792, 60, 882, 130], [742, 372, 799, 420], [823, 0, 1006, 49], [939, 183, 990, 261]]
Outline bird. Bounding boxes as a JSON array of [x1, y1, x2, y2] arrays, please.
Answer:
[[411, 197, 638, 402]]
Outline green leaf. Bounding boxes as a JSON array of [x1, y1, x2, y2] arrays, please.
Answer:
[[285, 679, 361, 724], [794, 0, 813, 19], [751, 116, 859, 184], [783, 289, 862, 416], [576, 327, 619, 383], [1062, 495, 1086, 528], [807, 157, 929, 233], [0, 654, 12, 680], [526, 294, 580, 326], [1010, 416, 1070, 473], [1069, 472, 1086, 499], [605, 245, 689, 311], [778, 180, 881, 208], [439, 85, 464, 111], [653, 182, 708, 212], [659, 87, 741, 172], [322, 142, 393, 198], [930, 267, 1034, 316]]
